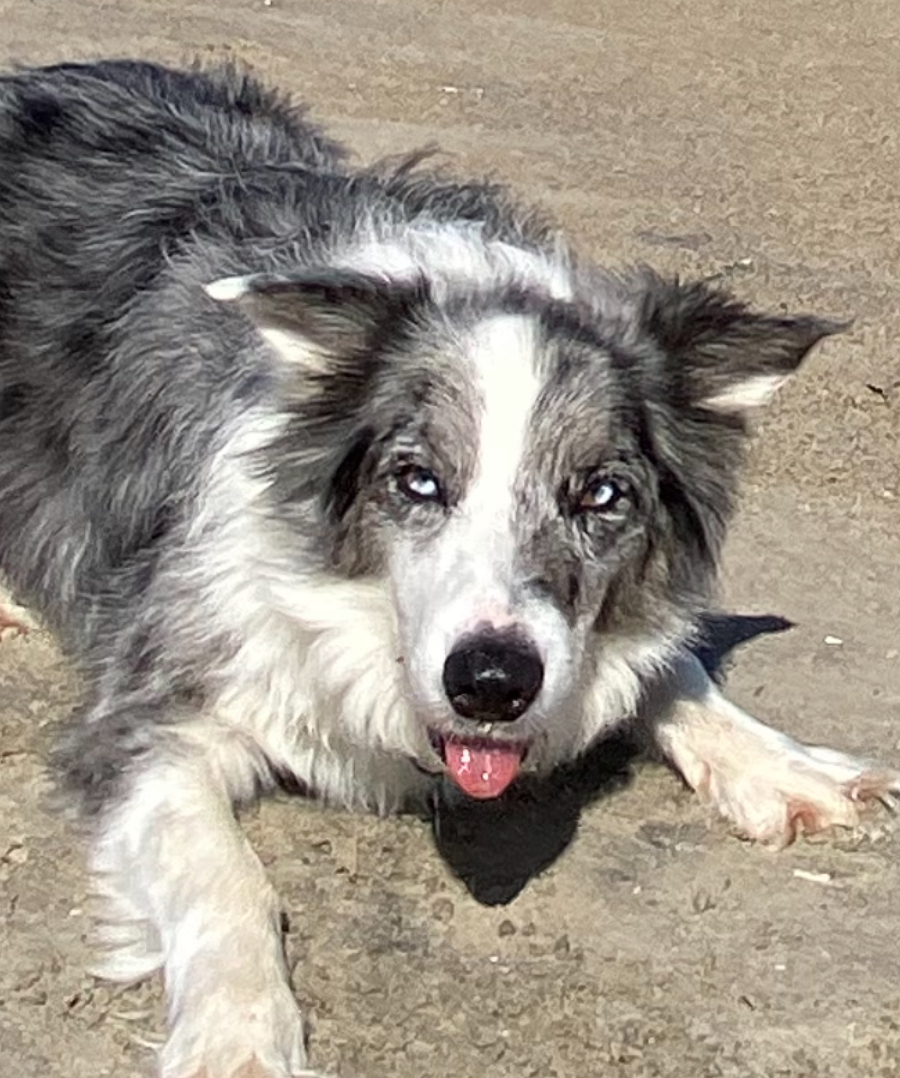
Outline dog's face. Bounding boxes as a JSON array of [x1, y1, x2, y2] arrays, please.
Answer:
[[209, 253, 837, 797]]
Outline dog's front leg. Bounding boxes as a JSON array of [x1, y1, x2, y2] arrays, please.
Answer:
[[642, 650, 900, 847], [88, 721, 322, 1078]]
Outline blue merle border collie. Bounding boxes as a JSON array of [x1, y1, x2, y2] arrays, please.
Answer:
[[0, 58, 895, 1078]]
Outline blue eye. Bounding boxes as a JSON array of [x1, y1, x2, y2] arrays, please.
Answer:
[[396, 466, 443, 505], [578, 475, 629, 514]]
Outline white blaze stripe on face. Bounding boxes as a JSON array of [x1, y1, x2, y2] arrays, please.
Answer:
[[388, 313, 549, 716], [466, 315, 542, 514]]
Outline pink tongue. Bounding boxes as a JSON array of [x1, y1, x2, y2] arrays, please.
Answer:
[[443, 739, 524, 799]]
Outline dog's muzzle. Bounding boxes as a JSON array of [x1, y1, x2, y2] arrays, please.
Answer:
[[435, 629, 541, 801]]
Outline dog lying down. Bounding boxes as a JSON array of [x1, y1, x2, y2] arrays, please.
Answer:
[[0, 59, 896, 1078]]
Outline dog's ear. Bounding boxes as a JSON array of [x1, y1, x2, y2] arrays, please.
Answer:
[[205, 269, 429, 363], [638, 276, 847, 415]]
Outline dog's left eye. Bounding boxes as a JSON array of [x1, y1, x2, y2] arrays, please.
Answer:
[[396, 465, 444, 505], [577, 475, 630, 514]]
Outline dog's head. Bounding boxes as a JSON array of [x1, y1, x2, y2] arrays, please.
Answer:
[[207, 248, 839, 798]]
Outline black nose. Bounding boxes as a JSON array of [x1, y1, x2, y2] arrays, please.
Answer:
[[442, 630, 544, 722]]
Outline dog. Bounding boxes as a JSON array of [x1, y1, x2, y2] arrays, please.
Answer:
[[0, 59, 896, 1078]]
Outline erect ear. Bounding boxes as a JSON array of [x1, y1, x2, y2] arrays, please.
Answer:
[[638, 275, 847, 414], [204, 269, 429, 365]]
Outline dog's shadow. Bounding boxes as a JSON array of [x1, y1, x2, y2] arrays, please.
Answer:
[[429, 612, 791, 906]]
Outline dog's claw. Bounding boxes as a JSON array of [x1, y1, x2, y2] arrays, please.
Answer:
[[855, 773, 900, 815]]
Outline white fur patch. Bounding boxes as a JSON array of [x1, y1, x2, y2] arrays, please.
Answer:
[[337, 220, 575, 302], [203, 275, 253, 302], [187, 410, 431, 812], [703, 373, 788, 412]]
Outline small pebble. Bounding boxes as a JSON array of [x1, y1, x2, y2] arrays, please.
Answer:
[[431, 897, 454, 923], [793, 868, 833, 885]]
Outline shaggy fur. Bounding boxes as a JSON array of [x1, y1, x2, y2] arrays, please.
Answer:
[[0, 60, 896, 1078]]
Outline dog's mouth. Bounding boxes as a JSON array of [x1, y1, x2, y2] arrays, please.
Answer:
[[430, 733, 529, 799]]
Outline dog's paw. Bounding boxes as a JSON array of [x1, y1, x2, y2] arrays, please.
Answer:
[[651, 653, 900, 849], [683, 736, 900, 847], [159, 985, 322, 1078]]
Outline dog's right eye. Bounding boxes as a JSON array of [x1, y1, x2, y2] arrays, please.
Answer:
[[395, 465, 444, 505], [578, 475, 629, 514]]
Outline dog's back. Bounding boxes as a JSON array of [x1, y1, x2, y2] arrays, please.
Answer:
[[0, 62, 346, 642], [0, 59, 345, 173]]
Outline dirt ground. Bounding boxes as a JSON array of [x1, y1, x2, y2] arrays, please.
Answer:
[[1, 1, 900, 1075]]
